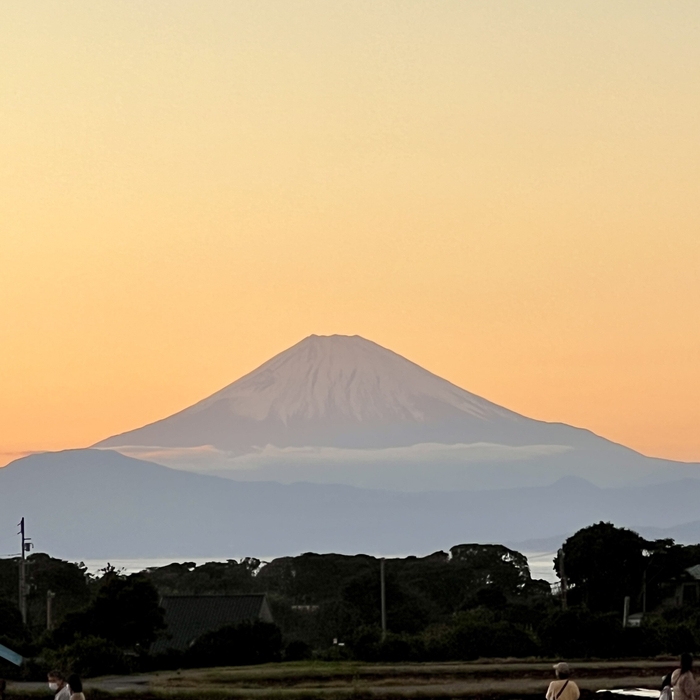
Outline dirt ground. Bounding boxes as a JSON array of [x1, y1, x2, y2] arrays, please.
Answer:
[[7, 658, 674, 700]]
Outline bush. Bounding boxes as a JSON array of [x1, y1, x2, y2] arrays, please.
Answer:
[[0, 600, 27, 644], [186, 620, 282, 667], [441, 618, 537, 659], [146, 648, 184, 671], [44, 635, 129, 677], [376, 633, 425, 662], [284, 639, 312, 661], [350, 627, 425, 663], [538, 607, 623, 657], [619, 626, 664, 657], [350, 613, 537, 663], [665, 623, 696, 654], [349, 625, 382, 660], [51, 574, 164, 651]]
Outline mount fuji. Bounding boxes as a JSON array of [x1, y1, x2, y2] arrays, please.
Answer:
[[95, 335, 700, 491], [4, 334, 700, 557]]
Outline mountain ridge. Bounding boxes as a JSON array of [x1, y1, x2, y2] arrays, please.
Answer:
[[94, 334, 700, 491], [4, 448, 700, 560]]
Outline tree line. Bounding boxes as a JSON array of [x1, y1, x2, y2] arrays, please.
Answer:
[[2, 523, 700, 677]]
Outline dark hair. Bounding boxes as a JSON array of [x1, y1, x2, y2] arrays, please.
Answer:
[[48, 671, 64, 681], [681, 653, 694, 674], [67, 675, 82, 694], [558, 670, 570, 679]]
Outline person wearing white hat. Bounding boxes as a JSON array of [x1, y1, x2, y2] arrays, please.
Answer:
[[546, 662, 580, 700]]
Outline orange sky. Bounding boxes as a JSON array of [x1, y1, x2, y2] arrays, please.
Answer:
[[1, 1, 699, 466]]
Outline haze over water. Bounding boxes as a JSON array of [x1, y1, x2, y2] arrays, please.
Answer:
[[79, 555, 560, 584]]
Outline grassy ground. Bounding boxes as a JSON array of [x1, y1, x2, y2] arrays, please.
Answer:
[[7, 659, 673, 700]]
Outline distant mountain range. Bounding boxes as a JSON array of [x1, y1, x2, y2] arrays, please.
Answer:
[[3, 449, 700, 561], [96, 334, 700, 491], [4, 334, 700, 559]]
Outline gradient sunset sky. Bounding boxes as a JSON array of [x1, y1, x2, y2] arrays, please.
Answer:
[[1, 1, 699, 465]]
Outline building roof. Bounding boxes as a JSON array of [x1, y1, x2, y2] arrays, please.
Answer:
[[151, 594, 273, 654], [686, 565, 700, 580]]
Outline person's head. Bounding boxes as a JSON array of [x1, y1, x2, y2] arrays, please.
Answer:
[[67, 675, 82, 694], [681, 653, 694, 674], [48, 671, 65, 691], [553, 662, 571, 679]]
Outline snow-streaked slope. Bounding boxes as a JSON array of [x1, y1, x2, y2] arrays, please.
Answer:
[[189, 334, 517, 423], [97, 334, 614, 452]]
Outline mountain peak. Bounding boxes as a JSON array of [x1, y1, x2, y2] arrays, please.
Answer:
[[194, 333, 514, 424], [97, 334, 522, 451], [93, 334, 688, 494]]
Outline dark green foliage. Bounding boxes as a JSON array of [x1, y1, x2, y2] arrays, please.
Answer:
[[115, 543, 557, 663], [340, 569, 435, 634], [147, 559, 261, 596], [256, 553, 378, 604], [88, 573, 165, 648], [473, 587, 507, 609], [556, 522, 653, 612], [648, 606, 700, 654], [349, 609, 538, 662], [51, 573, 165, 650], [284, 639, 312, 661], [450, 544, 531, 593], [186, 620, 282, 667], [374, 632, 425, 663], [250, 544, 551, 649], [0, 554, 90, 636], [45, 635, 129, 677], [447, 609, 538, 659], [347, 627, 421, 662], [0, 599, 27, 645], [7, 523, 700, 670], [538, 607, 624, 657], [644, 544, 700, 610]]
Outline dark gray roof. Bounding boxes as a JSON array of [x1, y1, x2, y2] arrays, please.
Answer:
[[151, 594, 273, 653]]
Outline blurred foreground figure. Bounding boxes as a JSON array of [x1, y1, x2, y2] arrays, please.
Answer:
[[48, 671, 70, 700], [671, 653, 700, 700], [546, 662, 580, 700], [68, 674, 85, 700]]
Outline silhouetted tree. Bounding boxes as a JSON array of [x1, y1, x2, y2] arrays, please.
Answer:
[[53, 573, 164, 650], [186, 620, 282, 667], [556, 522, 653, 612]]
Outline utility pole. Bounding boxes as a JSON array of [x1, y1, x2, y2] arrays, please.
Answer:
[[46, 590, 56, 631], [17, 518, 33, 625], [380, 558, 387, 641], [623, 596, 630, 628], [557, 548, 568, 610]]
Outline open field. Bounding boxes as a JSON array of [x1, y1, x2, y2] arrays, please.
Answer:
[[7, 659, 673, 700]]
